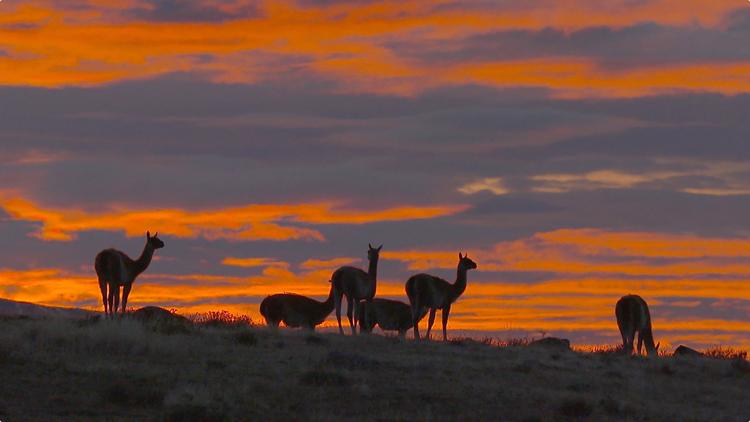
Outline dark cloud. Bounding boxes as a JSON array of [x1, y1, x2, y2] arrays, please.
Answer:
[[531, 125, 750, 161], [127, 0, 261, 22], [387, 21, 750, 68], [725, 8, 750, 32], [556, 93, 750, 127]]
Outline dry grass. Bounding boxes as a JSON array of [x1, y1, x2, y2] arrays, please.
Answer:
[[187, 310, 255, 328], [0, 316, 749, 421], [703, 346, 748, 361]]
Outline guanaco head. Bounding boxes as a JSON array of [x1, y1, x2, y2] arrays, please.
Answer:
[[146, 231, 165, 249], [458, 252, 477, 270], [368, 243, 383, 262], [647, 342, 660, 357]]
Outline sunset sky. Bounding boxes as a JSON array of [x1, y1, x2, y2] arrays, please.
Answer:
[[2, 0, 750, 348]]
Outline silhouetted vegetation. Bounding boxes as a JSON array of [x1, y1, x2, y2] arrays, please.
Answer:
[[704, 346, 748, 361], [188, 310, 255, 328]]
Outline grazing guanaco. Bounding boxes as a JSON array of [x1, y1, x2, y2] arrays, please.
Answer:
[[259, 282, 335, 330], [331, 244, 382, 335], [405, 252, 477, 341], [615, 294, 660, 357], [358, 298, 427, 338], [95, 231, 165, 317]]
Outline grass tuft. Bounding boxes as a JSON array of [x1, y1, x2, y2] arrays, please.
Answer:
[[189, 311, 255, 328], [704, 346, 748, 361]]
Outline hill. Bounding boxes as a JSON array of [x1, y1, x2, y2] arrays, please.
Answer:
[[0, 297, 97, 319], [0, 311, 749, 421]]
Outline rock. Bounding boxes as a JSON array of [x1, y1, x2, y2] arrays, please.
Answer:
[[130, 306, 189, 323], [673, 345, 703, 357], [529, 337, 571, 350]]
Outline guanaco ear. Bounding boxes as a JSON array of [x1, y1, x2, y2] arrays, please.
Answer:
[[459, 252, 464, 259], [369, 243, 373, 249], [147, 231, 151, 239], [655, 342, 660, 352], [377, 244, 383, 251], [154, 232, 159, 238]]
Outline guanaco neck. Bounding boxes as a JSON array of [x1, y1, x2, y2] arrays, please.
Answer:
[[451, 264, 469, 301], [319, 286, 336, 317], [367, 255, 379, 284], [133, 242, 156, 278]]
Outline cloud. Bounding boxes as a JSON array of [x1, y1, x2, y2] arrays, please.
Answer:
[[0, 196, 467, 242], [531, 169, 682, 192], [390, 20, 750, 70], [0, 2, 748, 97], [127, 0, 261, 22], [458, 178, 510, 195], [385, 228, 750, 277], [221, 257, 289, 268]]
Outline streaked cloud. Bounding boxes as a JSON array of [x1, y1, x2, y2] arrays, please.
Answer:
[[221, 257, 289, 268], [386, 228, 750, 276], [0, 196, 467, 242], [531, 170, 679, 192], [0, 2, 748, 97]]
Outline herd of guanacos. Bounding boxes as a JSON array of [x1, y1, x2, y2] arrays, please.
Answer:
[[94, 232, 659, 356]]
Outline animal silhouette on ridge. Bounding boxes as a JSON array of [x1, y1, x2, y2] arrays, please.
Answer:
[[406, 252, 477, 341], [358, 298, 428, 338], [95, 231, 165, 317], [259, 281, 336, 330], [615, 294, 660, 357], [332, 243, 382, 335]]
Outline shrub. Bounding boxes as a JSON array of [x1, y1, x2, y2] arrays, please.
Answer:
[[500, 337, 532, 347], [189, 311, 255, 328], [703, 346, 748, 361], [582, 344, 624, 355]]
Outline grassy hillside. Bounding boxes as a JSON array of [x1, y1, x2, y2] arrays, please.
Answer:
[[0, 313, 748, 421]]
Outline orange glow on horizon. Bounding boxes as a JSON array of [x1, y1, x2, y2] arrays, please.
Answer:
[[3, 226, 750, 348]]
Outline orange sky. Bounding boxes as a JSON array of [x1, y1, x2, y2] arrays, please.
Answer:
[[1, 1, 749, 96], [1, 0, 750, 350]]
